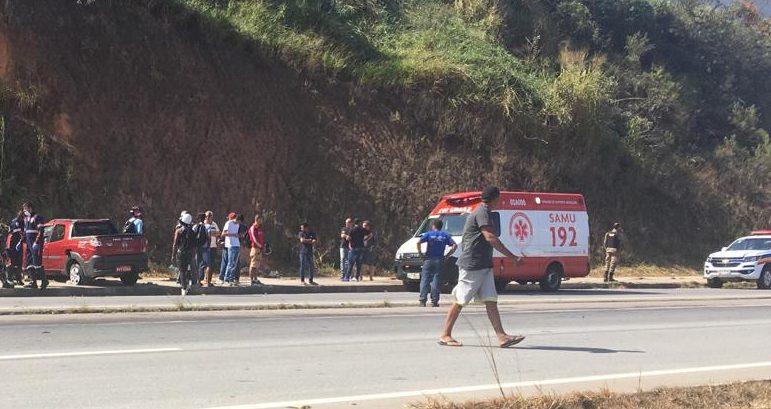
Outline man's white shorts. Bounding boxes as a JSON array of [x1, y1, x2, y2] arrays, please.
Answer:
[[452, 267, 498, 306]]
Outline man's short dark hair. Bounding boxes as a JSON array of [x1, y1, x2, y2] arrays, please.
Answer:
[[432, 220, 444, 230], [237, 214, 244, 222], [481, 186, 500, 203], [198, 213, 206, 222], [300, 222, 309, 229], [613, 222, 621, 229], [354, 218, 361, 225], [22, 202, 32, 209]]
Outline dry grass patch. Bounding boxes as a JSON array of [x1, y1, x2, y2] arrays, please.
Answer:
[[588, 264, 700, 279], [412, 380, 771, 409]]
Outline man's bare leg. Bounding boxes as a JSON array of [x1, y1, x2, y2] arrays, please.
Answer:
[[485, 302, 525, 347], [440, 303, 464, 345]]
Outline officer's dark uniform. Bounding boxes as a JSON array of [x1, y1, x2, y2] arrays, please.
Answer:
[[603, 227, 621, 282], [6, 217, 24, 285], [23, 212, 47, 289], [0, 223, 12, 288]]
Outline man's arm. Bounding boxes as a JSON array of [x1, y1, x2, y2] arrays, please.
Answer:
[[170, 230, 179, 260], [481, 226, 522, 262], [446, 242, 458, 258]]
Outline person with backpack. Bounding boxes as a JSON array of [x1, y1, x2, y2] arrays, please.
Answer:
[[247, 215, 266, 286], [122, 206, 144, 235], [602, 222, 623, 283], [193, 213, 210, 286], [171, 211, 197, 295]]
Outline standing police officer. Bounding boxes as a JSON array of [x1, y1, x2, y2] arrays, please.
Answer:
[[22, 202, 47, 289], [6, 211, 24, 286], [602, 222, 622, 283]]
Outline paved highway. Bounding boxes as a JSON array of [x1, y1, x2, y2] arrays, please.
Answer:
[[1, 291, 770, 408]]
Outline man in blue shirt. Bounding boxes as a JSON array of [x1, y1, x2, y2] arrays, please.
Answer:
[[417, 219, 457, 307]]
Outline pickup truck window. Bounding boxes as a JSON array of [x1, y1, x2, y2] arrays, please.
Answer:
[[72, 221, 118, 237], [50, 224, 66, 242]]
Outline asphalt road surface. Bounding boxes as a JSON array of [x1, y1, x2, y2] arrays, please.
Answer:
[[2, 290, 771, 408]]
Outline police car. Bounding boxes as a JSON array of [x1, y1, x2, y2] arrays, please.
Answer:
[[704, 231, 771, 289]]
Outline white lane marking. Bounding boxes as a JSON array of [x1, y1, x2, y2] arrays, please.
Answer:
[[201, 361, 771, 409], [0, 348, 182, 361]]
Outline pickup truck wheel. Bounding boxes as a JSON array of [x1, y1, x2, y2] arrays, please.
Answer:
[[67, 262, 87, 286], [494, 279, 510, 293], [707, 278, 724, 288], [757, 268, 771, 289], [539, 263, 563, 292], [120, 273, 139, 286]]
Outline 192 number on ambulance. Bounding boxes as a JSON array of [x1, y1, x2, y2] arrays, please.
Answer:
[[550, 227, 577, 247]]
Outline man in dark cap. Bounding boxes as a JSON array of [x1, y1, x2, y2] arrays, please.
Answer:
[[602, 222, 622, 282], [438, 187, 526, 348]]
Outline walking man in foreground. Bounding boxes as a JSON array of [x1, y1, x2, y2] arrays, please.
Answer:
[[417, 219, 457, 307], [603, 222, 622, 283], [439, 187, 525, 348]]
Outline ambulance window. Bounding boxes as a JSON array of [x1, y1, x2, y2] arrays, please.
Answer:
[[491, 212, 501, 237]]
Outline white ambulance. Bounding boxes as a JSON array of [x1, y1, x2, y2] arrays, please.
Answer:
[[394, 191, 590, 292]]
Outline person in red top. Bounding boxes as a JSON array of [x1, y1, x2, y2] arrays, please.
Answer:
[[248, 215, 265, 286]]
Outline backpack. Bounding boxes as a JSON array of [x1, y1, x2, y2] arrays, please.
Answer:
[[239, 224, 251, 248], [122, 218, 136, 234], [194, 223, 208, 248], [178, 224, 198, 251]]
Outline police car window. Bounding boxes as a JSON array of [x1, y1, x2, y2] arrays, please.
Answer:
[[727, 238, 771, 251], [49, 225, 65, 242], [72, 221, 118, 237]]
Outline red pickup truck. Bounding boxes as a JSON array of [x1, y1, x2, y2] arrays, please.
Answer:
[[42, 219, 148, 285]]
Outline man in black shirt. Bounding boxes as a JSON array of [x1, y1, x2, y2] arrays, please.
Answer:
[[339, 218, 353, 277], [342, 219, 370, 282]]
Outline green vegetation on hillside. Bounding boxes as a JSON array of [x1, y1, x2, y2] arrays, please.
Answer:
[[166, 0, 771, 262], [1, 0, 770, 264]]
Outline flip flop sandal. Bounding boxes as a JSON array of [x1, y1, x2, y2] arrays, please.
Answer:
[[500, 335, 526, 348], [437, 339, 463, 347]]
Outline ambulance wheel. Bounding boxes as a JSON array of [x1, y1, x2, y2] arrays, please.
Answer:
[[757, 268, 771, 289], [707, 278, 723, 289], [494, 279, 510, 293], [403, 281, 420, 292], [67, 262, 88, 286], [120, 272, 139, 286], [539, 264, 562, 292]]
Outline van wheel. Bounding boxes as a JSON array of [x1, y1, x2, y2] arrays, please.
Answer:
[[494, 279, 510, 293], [68, 262, 87, 286], [403, 281, 420, 292], [539, 264, 562, 292], [120, 272, 139, 286], [757, 268, 771, 289], [707, 278, 724, 289]]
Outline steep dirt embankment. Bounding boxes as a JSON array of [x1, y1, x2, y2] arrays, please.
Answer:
[[0, 1, 742, 265]]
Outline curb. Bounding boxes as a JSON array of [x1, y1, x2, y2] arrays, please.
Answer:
[[4, 293, 770, 316]]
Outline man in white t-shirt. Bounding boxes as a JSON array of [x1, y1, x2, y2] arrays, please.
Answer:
[[220, 212, 241, 286]]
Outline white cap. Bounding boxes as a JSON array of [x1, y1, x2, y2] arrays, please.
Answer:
[[179, 212, 193, 225]]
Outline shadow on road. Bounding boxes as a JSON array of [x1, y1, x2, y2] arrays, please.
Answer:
[[515, 345, 645, 354], [498, 289, 663, 296]]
